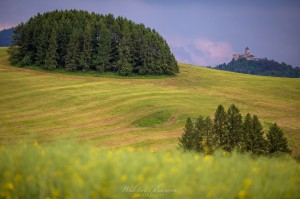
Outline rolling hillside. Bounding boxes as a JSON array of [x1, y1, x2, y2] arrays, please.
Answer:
[[0, 47, 299, 156]]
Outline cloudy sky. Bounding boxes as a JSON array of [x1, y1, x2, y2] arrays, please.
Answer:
[[1, 0, 300, 66]]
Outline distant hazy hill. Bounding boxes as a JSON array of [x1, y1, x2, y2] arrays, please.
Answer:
[[0, 28, 13, 46], [215, 58, 300, 78]]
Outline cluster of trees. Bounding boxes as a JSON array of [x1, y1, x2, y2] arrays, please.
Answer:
[[8, 10, 178, 76], [215, 58, 300, 78], [179, 104, 291, 156]]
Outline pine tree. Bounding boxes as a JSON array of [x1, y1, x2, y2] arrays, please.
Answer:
[[109, 20, 121, 71], [202, 116, 215, 154], [225, 104, 243, 151], [44, 29, 58, 70], [93, 21, 112, 72], [118, 21, 132, 76], [179, 117, 194, 151], [194, 116, 205, 152], [35, 23, 49, 66], [82, 25, 93, 70], [213, 104, 227, 148], [252, 115, 267, 155], [241, 113, 253, 152], [65, 31, 80, 71], [266, 123, 291, 154]]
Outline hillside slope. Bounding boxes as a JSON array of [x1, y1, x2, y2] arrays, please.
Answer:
[[0, 47, 299, 156]]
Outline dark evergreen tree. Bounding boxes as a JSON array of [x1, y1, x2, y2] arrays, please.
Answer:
[[252, 115, 267, 155], [225, 104, 243, 151], [35, 23, 49, 66], [241, 113, 253, 152], [266, 123, 291, 154], [93, 21, 111, 72], [179, 117, 194, 151], [194, 116, 205, 152], [213, 104, 227, 148], [44, 29, 58, 70], [118, 21, 132, 76], [202, 116, 215, 154], [65, 31, 80, 71], [81, 25, 93, 70], [8, 45, 21, 64]]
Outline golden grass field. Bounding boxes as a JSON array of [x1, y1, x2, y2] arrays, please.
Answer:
[[0, 47, 299, 156]]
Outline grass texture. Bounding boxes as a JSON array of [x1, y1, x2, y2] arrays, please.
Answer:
[[0, 47, 299, 157]]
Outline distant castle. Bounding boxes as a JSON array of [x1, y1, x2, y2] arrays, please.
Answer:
[[233, 47, 260, 61]]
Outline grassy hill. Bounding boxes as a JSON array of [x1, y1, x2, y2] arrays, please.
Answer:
[[0, 47, 299, 156]]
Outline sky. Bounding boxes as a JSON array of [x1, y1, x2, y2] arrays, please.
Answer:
[[0, 0, 300, 67]]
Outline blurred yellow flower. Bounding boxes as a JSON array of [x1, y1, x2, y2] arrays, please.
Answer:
[[52, 188, 60, 198], [107, 151, 113, 158], [252, 166, 260, 174], [171, 167, 179, 174], [243, 178, 252, 189], [157, 172, 165, 180], [121, 175, 127, 182], [138, 174, 144, 183], [223, 151, 229, 157], [127, 147, 135, 152], [204, 155, 213, 163], [143, 166, 151, 173], [34, 140, 39, 148], [5, 182, 14, 190], [238, 190, 246, 199], [14, 174, 22, 182], [41, 150, 45, 156], [132, 192, 140, 199]]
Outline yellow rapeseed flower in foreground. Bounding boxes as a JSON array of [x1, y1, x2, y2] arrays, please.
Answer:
[[34, 140, 39, 148], [5, 182, 14, 190], [171, 167, 179, 174], [132, 192, 140, 199], [143, 166, 151, 173], [243, 178, 252, 189], [238, 190, 246, 199], [127, 147, 134, 152], [121, 175, 127, 182], [138, 174, 144, 183], [204, 155, 213, 163]]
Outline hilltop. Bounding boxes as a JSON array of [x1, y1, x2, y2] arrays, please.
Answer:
[[8, 10, 178, 76], [215, 47, 300, 78], [0, 47, 299, 157]]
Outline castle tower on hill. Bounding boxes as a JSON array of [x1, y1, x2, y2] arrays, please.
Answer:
[[233, 47, 260, 61]]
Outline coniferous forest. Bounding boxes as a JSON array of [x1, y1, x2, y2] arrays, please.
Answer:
[[8, 10, 179, 76], [179, 104, 291, 156], [215, 58, 300, 78]]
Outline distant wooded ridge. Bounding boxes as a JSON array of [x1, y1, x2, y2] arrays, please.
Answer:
[[8, 10, 178, 76], [215, 58, 300, 78], [0, 28, 13, 46]]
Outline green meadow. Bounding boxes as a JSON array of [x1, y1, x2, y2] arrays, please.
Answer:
[[0, 47, 299, 156], [1, 47, 300, 198]]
